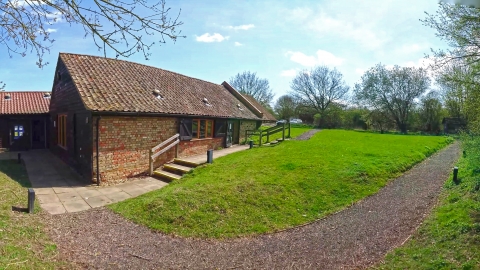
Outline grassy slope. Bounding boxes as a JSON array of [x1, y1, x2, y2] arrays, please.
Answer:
[[0, 160, 68, 269], [110, 130, 452, 238], [375, 149, 480, 269]]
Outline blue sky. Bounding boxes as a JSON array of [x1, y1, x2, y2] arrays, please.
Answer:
[[0, 0, 448, 104]]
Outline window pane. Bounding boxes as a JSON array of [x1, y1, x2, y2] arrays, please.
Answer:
[[207, 121, 212, 137], [199, 120, 206, 138], [192, 120, 198, 138]]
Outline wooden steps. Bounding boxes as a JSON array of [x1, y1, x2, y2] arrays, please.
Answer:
[[152, 158, 198, 182]]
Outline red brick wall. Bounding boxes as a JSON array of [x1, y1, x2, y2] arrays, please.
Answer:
[[178, 137, 224, 158], [93, 116, 178, 185]]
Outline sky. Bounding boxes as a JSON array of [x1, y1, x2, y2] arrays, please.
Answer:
[[0, 0, 449, 105]]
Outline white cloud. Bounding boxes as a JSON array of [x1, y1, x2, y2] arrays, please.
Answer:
[[234, 42, 243, 46], [195, 33, 229, 43], [225, 24, 255, 30], [280, 69, 298, 77], [46, 28, 57, 33], [286, 50, 344, 67]]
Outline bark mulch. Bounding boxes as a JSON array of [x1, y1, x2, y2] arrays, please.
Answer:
[[294, 129, 321, 140], [44, 142, 460, 269]]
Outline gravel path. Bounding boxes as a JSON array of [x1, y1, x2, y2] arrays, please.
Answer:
[[45, 142, 460, 269], [294, 129, 321, 140]]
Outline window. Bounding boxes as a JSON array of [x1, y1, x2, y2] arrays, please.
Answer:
[[13, 125, 24, 140], [214, 120, 226, 137], [192, 119, 213, 139], [58, 114, 67, 148]]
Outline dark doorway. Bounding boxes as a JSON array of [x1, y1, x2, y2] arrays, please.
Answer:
[[233, 120, 240, 144], [9, 120, 29, 151], [226, 120, 233, 148], [31, 119, 46, 149]]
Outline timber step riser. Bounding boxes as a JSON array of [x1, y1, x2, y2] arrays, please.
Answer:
[[152, 159, 198, 182]]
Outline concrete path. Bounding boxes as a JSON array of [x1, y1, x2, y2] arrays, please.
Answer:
[[1, 150, 168, 215], [1, 145, 250, 215]]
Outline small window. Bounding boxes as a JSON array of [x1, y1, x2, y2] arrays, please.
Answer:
[[13, 125, 24, 140], [57, 114, 67, 148], [192, 119, 213, 139]]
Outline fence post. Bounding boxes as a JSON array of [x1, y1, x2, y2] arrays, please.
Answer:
[[282, 123, 285, 141], [28, 188, 35, 214], [175, 143, 179, 158], [259, 132, 263, 146], [266, 131, 270, 143], [149, 149, 153, 175], [207, 149, 213, 164]]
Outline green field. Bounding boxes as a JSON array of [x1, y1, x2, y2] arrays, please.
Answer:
[[375, 136, 480, 269], [0, 160, 68, 269], [110, 130, 452, 238]]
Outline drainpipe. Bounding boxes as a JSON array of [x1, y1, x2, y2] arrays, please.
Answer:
[[96, 116, 102, 186]]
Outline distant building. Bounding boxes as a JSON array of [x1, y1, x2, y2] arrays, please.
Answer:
[[442, 117, 467, 133]]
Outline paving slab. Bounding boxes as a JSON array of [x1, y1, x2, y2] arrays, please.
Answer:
[[106, 191, 131, 203], [84, 196, 113, 208], [63, 200, 91, 213], [98, 187, 122, 195], [33, 188, 55, 195], [57, 192, 82, 203], [77, 189, 103, 198], [37, 194, 61, 204], [123, 187, 149, 197], [41, 202, 66, 215]]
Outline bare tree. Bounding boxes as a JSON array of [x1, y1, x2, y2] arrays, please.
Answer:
[[422, 2, 480, 70], [290, 66, 349, 127], [274, 95, 297, 121], [354, 64, 430, 134], [229, 71, 274, 106], [0, 0, 184, 68]]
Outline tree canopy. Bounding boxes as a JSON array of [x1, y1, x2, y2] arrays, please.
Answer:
[[0, 0, 184, 68], [274, 95, 297, 121], [229, 71, 274, 106], [354, 64, 430, 133], [290, 66, 349, 127]]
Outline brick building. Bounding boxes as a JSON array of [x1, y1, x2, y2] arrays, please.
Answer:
[[0, 92, 51, 151], [49, 53, 265, 185]]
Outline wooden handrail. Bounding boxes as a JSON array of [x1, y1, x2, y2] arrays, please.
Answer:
[[149, 133, 180, 175], [151, 139, 179, 159], [152, 134, 179, 152]]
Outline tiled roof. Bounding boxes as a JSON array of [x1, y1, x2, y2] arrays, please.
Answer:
[[242, 95, 277, 122], [58, 53, 262, 120], [0, 91, 50, 114]]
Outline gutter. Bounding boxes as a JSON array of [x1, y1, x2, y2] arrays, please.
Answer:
[[90, 111, 261, 121], [96, 116, 101, 186]]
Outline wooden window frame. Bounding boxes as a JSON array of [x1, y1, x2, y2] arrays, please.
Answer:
[[192, 119, 214, 139], [57, 114, 67, 149]]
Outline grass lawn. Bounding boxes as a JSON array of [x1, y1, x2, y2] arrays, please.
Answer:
[[246, 126, 312, 145], [0, 160, 68, 269], [375, 140, 480, 269], [110, 130, 452, 238]]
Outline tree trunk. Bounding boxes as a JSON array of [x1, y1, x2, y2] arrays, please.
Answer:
[[399, 123, 408, 134]]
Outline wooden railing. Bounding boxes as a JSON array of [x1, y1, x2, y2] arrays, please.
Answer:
[[149, 133, 180, 175], [245, 122, 291, 146]]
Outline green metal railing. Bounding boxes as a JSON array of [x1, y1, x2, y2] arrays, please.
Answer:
[[245, 122, 291, 146]]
